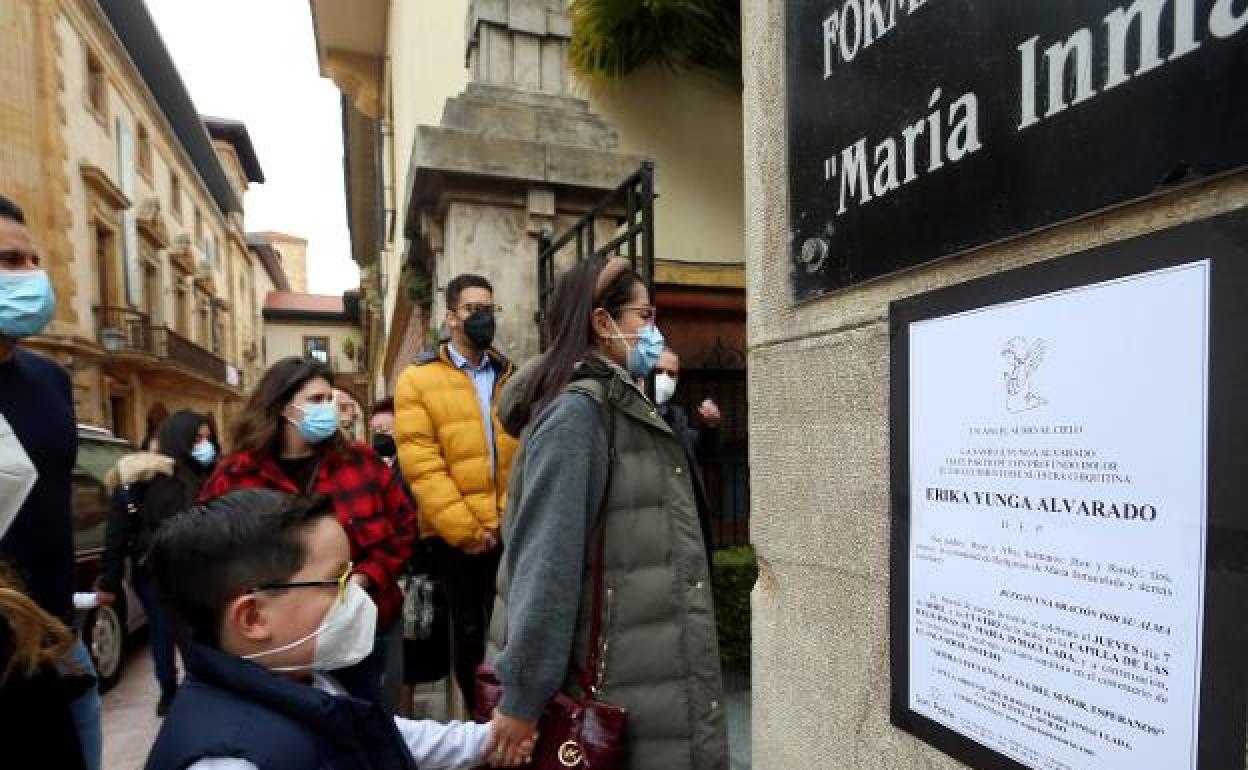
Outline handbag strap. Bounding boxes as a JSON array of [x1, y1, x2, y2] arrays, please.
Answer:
[[577, 375, 617, 697]]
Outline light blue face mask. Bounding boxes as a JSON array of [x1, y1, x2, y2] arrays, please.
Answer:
[[0, 270, 56, 339], [291, 402, 339, 444], [610, 317, 666, 378], [191, 440, 217, 468]]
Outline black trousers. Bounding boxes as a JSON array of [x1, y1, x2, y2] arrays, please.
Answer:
[[430, 539, 501, 712]]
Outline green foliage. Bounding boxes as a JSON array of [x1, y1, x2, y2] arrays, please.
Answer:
[[569, 0, 742, 86], [403, 264, 433, 308], [711, 545, 757, 671]]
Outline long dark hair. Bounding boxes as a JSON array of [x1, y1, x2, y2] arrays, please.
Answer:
[[157, 409, 208, 471], [511, 257, 642, 431], [231, 356, 347, 457]]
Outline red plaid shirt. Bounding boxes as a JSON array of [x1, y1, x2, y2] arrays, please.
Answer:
[[198, 444, 417, 628]]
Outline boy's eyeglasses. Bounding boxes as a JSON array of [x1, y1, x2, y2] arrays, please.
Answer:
[[457, 303, 502, 316], [251, 561, 353, 605]]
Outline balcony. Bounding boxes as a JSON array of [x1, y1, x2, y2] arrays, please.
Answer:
[[94, 305, 237, 389], [95, 306, 154, 354], [154, 327, 233, 385]]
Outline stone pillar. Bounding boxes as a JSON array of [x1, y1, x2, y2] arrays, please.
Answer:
[[403, 0, 641, 363]]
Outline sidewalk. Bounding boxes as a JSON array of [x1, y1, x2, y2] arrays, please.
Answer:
[[101, 642, 163, 770]]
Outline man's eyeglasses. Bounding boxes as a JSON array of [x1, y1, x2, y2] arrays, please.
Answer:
[[457, 303, 502, 316], [251, 561, 353, 605]]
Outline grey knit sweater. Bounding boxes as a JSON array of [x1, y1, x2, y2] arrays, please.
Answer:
[[494, 389, 609, 720]]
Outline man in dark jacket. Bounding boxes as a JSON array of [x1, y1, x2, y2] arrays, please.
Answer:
[[0, 194, 101, 770], [654, 348, 722, 566]]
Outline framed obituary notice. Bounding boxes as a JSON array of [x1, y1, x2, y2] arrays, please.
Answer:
[[889, 210, 1248, 770]]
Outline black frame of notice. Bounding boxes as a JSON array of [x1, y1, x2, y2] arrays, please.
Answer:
[[887, 209, 1248, 770]]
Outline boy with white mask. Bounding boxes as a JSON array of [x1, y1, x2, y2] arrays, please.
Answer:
[[144, 490, 533, 770]]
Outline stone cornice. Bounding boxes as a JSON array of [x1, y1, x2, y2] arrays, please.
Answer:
[[80, 162, 132, 211], [135, 199, 171, 249]]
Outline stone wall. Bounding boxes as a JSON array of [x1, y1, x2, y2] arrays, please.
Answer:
[[742, 1, 1248, 768]]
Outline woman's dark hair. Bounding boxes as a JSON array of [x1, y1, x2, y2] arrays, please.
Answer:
[[231, 356, 346, 457], [510, 257, 642, 432], [371, 396, 394, 417], [157, 409, 208, 469], [147, 491, 335, 646], [0, 194, 26, 225]]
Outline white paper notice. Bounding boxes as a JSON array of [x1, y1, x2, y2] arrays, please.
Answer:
[[907, 261, 1209, 770]]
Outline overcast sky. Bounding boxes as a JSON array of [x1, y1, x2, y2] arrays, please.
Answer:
[[144, 0, 358, 295]]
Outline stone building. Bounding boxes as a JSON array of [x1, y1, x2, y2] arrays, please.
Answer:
[[306, 0, 746, 391], [742, 3, 1248, 769], [307, 0, 751, 547], [262, 289, 367, 406], [1, 0, 273, 442], [251, 230, 309, 293]]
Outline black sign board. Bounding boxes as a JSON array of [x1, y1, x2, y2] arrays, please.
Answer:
[[787, 0, 1248, 299], [887, 209, 1248, 770]]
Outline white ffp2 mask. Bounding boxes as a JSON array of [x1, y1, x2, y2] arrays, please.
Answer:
[[243, 580, 378, 672], [654, 373, 677, 405], [0, 415, 37, 540]]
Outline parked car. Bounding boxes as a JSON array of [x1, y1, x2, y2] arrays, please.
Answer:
[[71, 424, 147, 692]]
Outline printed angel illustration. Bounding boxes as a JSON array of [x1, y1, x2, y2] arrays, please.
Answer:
[[1001, 336, 1047, 413]]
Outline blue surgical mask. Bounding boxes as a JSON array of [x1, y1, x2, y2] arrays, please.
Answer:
[[291, 403, 339, 444], [191, 440, 217, 467], [0, 270, 56, 339], [609, 317, 666, 379]]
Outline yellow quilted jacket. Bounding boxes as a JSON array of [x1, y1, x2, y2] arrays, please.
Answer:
[[395, 344, 518, 548]]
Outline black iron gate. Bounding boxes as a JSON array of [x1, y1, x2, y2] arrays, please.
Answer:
[[535, 161, 750, 550], [536, 161, 655, 338]]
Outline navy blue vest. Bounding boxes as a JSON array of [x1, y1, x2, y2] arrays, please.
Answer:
[[144, 641, 418, 770]]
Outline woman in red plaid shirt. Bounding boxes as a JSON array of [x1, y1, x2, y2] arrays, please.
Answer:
[[199, 356, 417, 706]]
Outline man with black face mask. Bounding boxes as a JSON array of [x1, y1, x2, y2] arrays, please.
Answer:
[[369, 397, 398, 467], [394, 274, 518, 712]]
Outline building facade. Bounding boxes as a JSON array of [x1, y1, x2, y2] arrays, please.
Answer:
[[1, 0, 272, 443], [307, 0, 747, 393], [262, 290, 367, 406]]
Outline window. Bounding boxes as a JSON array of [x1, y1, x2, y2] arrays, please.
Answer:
[[94, 224, 117, 306], [193, 208, 202, 243], [137, 124, 152, 177], [86, 50, 107, 118], [170, 173, 182, 218], [303, 336, 330, 364]]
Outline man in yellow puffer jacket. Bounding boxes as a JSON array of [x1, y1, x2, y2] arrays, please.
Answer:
[[394, 274, 518, 711]]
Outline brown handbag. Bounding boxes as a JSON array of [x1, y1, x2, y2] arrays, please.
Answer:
[[474, 377, 627, 769]]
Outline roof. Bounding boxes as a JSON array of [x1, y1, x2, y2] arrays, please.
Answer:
[[246, 236, 292, 292], [203, 116, 265, 183], [97, 0, 242, 215], [263, 291, 359, 323], [250, 230, 309, 244]]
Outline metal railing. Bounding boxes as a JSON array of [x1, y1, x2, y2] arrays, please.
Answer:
[[94, 306, 153, 354], [95, 305, 233, 386], [536, 161, 656, 346], [154, 327, 229, 384]]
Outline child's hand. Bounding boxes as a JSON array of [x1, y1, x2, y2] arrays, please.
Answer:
[[484, 710, 538, 766]]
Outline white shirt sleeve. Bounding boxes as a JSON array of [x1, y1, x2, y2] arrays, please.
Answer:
[[186, 760, 259, 770], [393, 717, 492, 770]]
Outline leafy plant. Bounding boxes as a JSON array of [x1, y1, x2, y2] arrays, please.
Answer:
[[711, 545, 757, 671], [569, 0, 742, 86]]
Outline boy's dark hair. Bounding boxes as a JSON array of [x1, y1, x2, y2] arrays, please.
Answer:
[[147, 490, 336, 647], [445, 274, 492, 311], [371, 396, 394, 417], [0, 194, 26, 225]]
